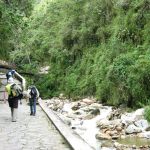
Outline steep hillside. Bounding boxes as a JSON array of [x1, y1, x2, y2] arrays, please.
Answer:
[[11, 0, 150, 107]]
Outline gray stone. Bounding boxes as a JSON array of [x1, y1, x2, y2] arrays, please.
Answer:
[[125, 124, 142, 134]]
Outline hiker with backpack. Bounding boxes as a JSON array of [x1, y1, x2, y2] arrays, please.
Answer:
[[6, 69, 15, 82], [5, 78, 23, 122], [27, 85, 39, 116]]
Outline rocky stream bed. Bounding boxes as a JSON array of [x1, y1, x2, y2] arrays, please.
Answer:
[[44, 96, 150, 150]]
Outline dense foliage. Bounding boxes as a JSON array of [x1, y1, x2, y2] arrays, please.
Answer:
[[3, 0, 150, 108], [0, 0, 34, 60]]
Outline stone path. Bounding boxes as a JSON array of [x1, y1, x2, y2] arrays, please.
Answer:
[[0, 101, 71, 150]]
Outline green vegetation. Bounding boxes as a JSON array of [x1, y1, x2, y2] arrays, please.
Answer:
[[0, 0, 34, 60], [1, 0, 150, 108], [144, 107, 150, 122]]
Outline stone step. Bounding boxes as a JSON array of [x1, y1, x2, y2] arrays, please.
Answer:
[[0, 79, 7, 85], [0, 75, 6, 79]]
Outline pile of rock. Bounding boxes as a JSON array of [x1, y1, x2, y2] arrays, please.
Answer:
[[96, 108, 150, 149], [45, 97, 101, 120], [96, 119, 123, 140], [44, 97, 150, 150]]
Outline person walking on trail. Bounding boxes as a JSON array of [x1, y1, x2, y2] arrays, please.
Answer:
[[27, 86, 39, 116], [6, 69, 15, 82], [5, 78, 23, 122]]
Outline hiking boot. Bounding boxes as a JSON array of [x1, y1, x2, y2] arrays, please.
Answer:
[[12, 120, 17, 122], [30, 113, 33, 116]]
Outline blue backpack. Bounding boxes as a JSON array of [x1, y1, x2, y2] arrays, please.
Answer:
[[30, 87, 37, 98]]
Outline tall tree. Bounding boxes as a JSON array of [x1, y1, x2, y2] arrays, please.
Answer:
[[0, 0, 34, 60]]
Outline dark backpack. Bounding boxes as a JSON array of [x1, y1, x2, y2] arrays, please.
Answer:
[[30, 87, 37, 98], [11, 83, 23, 97]]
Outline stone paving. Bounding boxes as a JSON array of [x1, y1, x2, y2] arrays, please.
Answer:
[[0, 101, 71, 150]]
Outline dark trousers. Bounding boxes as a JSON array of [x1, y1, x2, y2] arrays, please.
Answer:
[[29, 97, 36, 115], [8, 96, 19, 121], [8, 96, 19, 108]]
